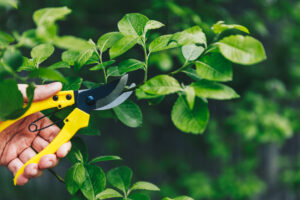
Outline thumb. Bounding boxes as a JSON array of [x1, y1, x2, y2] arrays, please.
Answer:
[[18, 82, 63, 103]]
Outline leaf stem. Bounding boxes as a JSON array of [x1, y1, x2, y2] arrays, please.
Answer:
[[170, 59, 190, 75], [96, 50, 108, 84], [142, 41, 150, 83], [48, 169, 65, 184]]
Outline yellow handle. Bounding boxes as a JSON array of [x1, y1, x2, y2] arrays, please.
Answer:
[[0, 91, 75, 133], [14, 107, 90, 185]]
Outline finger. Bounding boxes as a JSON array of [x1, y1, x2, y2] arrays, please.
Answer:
[[19, 148, 44, 179], [18, 82, 62, 102], [7, 158, 29, 185], [16, 174, 29, 186], [24, 163, 43, 178], [32, 136, 49, 152], [7, 158, 24, 175], [39, 119, 60, 142], [19, 147, 36, 163], [38, 154, 58, 170], [56, 142, 72, 158]]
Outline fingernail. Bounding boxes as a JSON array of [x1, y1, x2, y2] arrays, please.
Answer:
[[50, 82, 62, 90], [49, 160, 54, 167], [32, 168, 38, 175]]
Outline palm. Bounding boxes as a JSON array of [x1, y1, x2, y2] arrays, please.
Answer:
[[0, 112, 71, 185]]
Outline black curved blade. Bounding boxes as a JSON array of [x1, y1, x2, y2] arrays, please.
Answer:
[[76, 75, 129, 113]]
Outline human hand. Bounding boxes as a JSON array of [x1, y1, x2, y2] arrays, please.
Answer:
[[0, 82, 71, 185]]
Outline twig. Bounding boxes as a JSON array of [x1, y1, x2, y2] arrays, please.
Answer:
[[48, 168, 65, 184]]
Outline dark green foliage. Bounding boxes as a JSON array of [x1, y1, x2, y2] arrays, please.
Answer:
[[2, 1, 292, 200]]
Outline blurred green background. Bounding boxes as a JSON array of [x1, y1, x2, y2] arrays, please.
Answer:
[[1, 0, 300, 199]]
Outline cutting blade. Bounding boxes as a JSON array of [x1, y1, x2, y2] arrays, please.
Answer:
[[76, 75, 131, 113], [95, 83, 135, 110]]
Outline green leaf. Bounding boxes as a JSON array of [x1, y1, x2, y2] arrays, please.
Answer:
[[65, 163, 86, 195], [196, 53, 232, 82], [89, 64, 104, 71], [0, 79, 23, 121], [181, 44, 204, 61], [107, 166, 133, 193], [31, 44, 55, 65], [109, 35, 139, 59], [144, 20, 165, 34], [149, 34, 178, 52], [113, 100, 143, 128], [3, 48, 23, 70], [171, 26, 206, 46], [135, 88, 163, 100], [129, 193, 150, 200], [81, 164, 106, 200], [14, 29, 39, 48], [96, 188, 123, 200], [217, 35, 266, 65], [77, 47, 95, 68], [63, 77, 83, 90], [182, 68, 202, 81], [212, 21, 249, 34], [90, 60, 115, 71], [174, 196, 194, 200], [171, 96, 209, 134], [62, 50, 80, 65], [17, 57, 35, 72], [85, 52, 99, 65], [7, 84, 35, 120], [118, 59, 145, 75], [67, 137, 89, 164], [130, 181, 160, 191], [97, 32, 123, 53], [191, 80, 240, 100], [0, 31, 14, 47], [163, 196, 194, 200], [107, 66, 121, 77], [84, 53, 98, 65], [89, 155, 122, 164], [140, 75, 182, 95], [29, 68, 67, 83], [0, 0, 18, 8], [118, 13, 149, 36], [184, 86, 195, 110], [54, 36, 94, 51], [33, 7, 71, 26], [36, 23, 58, 42], [48, 61, 70, 70]]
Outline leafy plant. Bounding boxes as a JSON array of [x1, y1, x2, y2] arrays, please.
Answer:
[[0, 4, 266, 200]]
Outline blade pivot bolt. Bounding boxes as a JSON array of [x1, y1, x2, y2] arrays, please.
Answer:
[[53, 95, 58, 101], [86, 96, 96, 106], [66, 94, 72, 100]]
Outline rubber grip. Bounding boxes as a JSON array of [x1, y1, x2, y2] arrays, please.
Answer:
[[0, 91, 75, 133], [13, 107, 90, 185]]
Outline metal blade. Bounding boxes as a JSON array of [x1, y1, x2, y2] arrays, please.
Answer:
[[95, 75, 128, 108], [76, 75, 129, 113], [95, 83, 135, 110]]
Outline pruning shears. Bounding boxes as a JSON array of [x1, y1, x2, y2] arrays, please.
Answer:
[[0, 75, 133, 185]]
